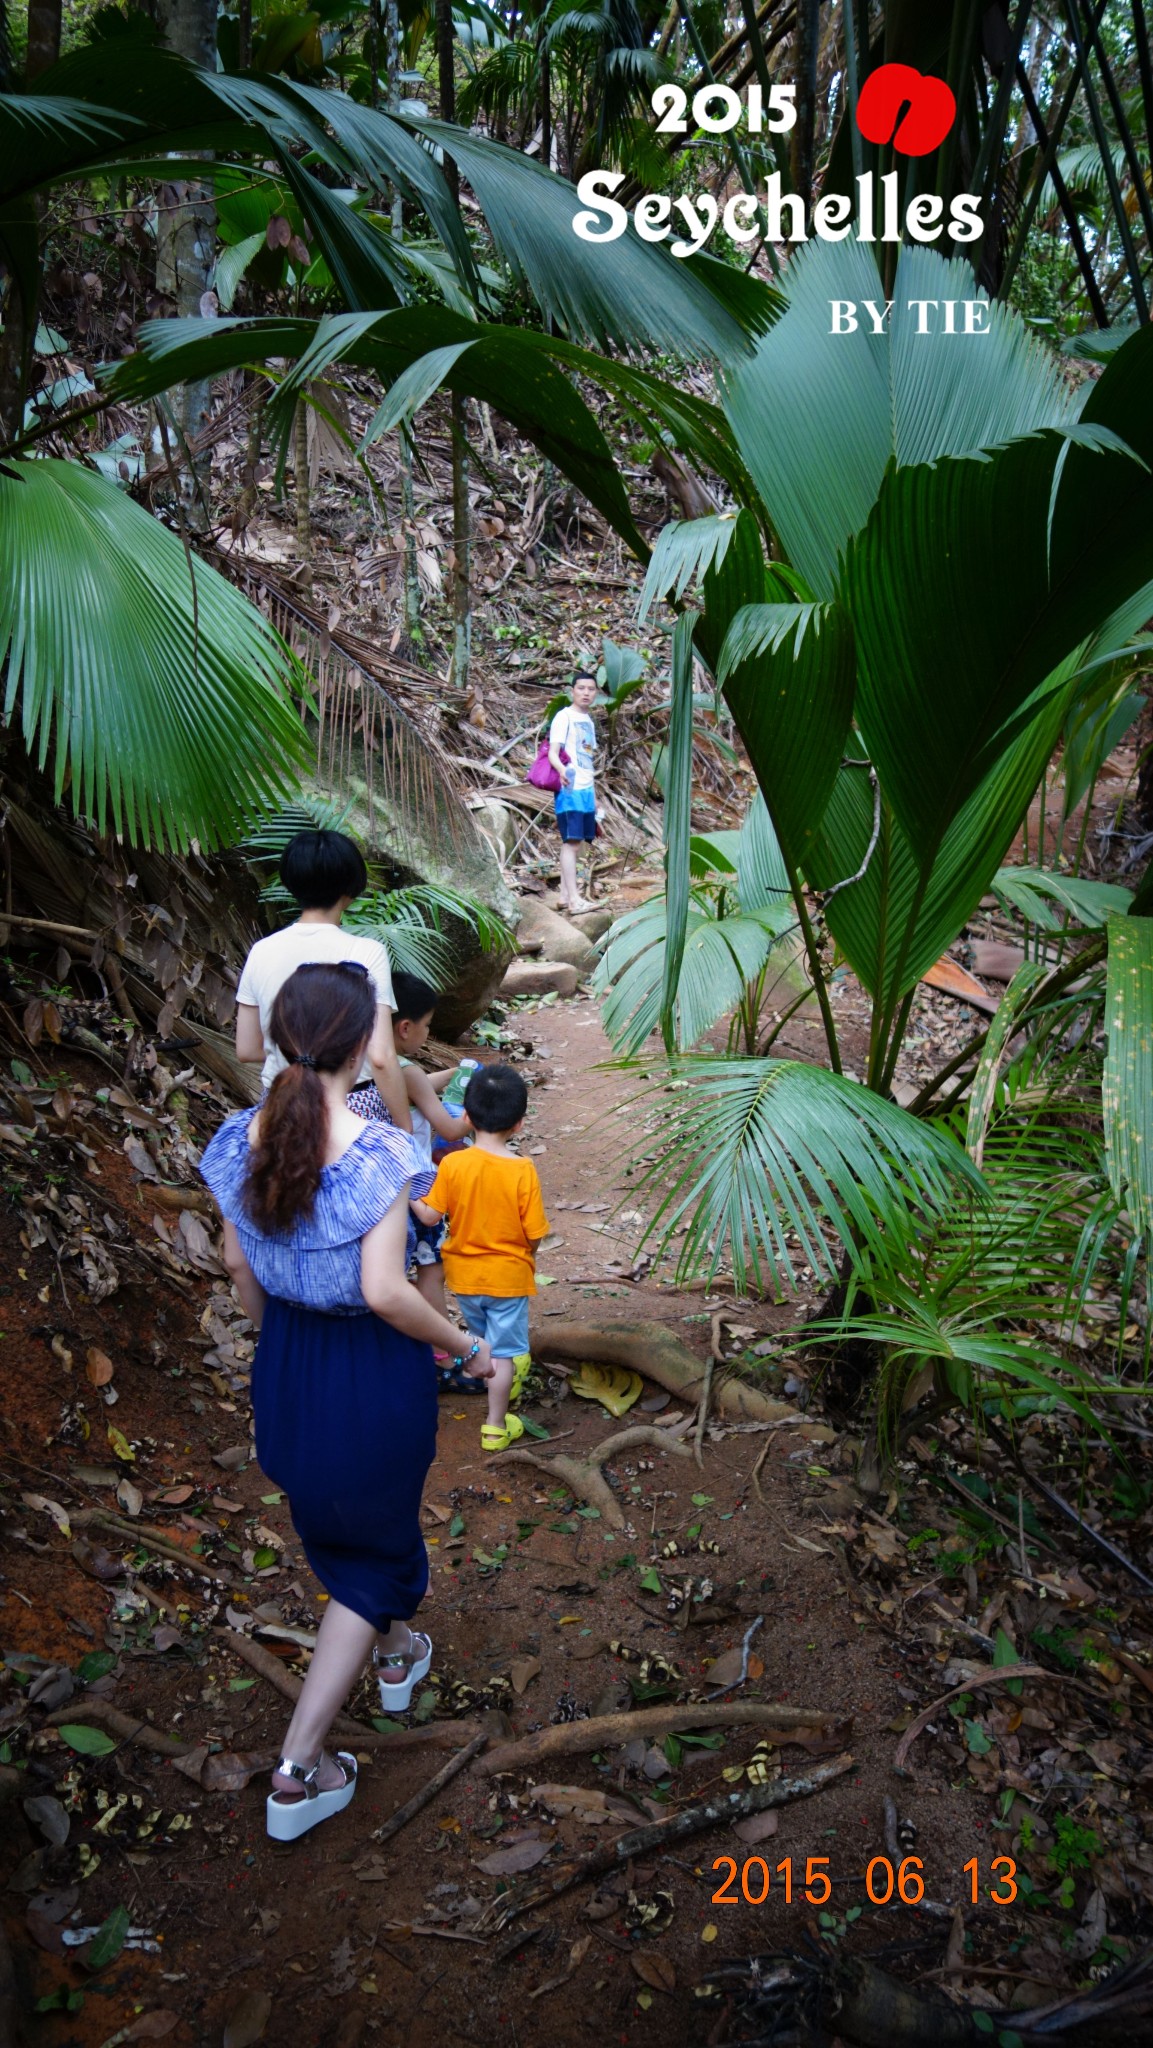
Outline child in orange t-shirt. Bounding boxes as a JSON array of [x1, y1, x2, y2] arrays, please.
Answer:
[[411, 1063, 547, 1453]]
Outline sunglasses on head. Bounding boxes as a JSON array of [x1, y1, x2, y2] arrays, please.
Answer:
[[340, 960, 371, 977]]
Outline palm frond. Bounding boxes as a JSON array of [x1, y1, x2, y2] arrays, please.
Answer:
[[1103, 912, 1153, 1244], [595, 893, 795, 1056], [0, 459, 309, 852], [628, 1058, 981, 1295], [413, 118, 761, 362], [992, 865, 1133, 930], [719, 237, 1083, 599]]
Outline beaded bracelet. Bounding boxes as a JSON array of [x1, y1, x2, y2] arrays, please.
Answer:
[[451, 1336, 481, 1369]]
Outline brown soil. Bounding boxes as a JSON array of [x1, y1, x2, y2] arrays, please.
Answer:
[[1, 1002, 1147, 2048]]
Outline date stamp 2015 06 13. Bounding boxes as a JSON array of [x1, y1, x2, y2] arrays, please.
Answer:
[[709, 1854, 1018, 1908]]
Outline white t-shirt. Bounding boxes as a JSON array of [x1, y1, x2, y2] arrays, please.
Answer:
[[399, 1057, 433, 1169], [550, 705, 597, 792], [236, 922, 395, 1092]]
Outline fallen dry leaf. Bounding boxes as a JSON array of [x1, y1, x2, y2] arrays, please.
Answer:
[[475, 1838, 553, 1877], [70, 1536, 123, 1582], [632, 1952, 676, 1993], [732, 1810, 779, 1846], [21, 1492, 71, 1539], [171, 1747, 211, 1785], [510, 1656, 542, 1696], [223, 1988, 272, 2048], [123, 2014, 179, 2041], [532, 1784, 637, 1826], [85, 1347, 114, 1387], [116, 1479, 143, 1519], [212, 1446, 249, 1473], [156, 1485, 195, 1506], [203, 1751, 273, 1794]]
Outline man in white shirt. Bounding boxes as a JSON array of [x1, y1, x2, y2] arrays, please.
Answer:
[[234, 829, 411, 1130], [547, 671, 599, 915]]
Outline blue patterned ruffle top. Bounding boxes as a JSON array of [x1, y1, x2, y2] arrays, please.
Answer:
[[200, 1108, 434, 1314]]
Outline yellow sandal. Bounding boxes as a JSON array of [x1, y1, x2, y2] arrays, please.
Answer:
[[511, 1352, 532, 1402], [481, 1415, 525, 1453]]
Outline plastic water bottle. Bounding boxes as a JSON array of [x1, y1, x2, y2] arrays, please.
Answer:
[[442, 1058, 479, 1109]]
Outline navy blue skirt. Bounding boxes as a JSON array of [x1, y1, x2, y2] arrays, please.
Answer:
[[252, 1298, 437, 1630]]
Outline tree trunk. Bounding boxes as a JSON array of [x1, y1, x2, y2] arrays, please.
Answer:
[[154, 0, 218, 531], [450, 393, 471, 694], [539, 23, 552, 171], [293, 396, 312, 591], [790, 0, 819, 219], [25, 0, 61, 79], [386, 0, 421, 642], [0, 0, 63, 446], [436, 0, 471, 693]]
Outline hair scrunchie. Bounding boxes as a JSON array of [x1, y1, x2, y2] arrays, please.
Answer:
[[289, 1053, 317, 1069]]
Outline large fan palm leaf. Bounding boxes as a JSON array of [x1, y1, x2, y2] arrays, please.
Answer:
[[0, 461, 310, 851]]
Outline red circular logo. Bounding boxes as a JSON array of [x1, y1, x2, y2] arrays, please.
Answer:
[[856, 62, 957, 157]]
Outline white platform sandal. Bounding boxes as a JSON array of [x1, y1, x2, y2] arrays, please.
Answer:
[[374, 1630, 433, 1714], [266, 1750, 357, 1842]]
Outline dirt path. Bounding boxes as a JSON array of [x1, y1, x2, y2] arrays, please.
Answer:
[[1, 994, 1130, 2047]]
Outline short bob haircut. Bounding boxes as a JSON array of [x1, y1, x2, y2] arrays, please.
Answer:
[[463, 1062, 528, 1134], [279, 829, 368, 910]]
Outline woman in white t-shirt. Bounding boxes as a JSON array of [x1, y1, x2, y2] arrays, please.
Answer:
[[235, 830, 410, 1131], [548, 670, 599, 915]]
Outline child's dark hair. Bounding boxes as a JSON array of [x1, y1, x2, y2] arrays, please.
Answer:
[[392, 970, 441, 1024], [279, 828, 367, 909], [245, 963, 375, 1233], [464, 1062, 527, 1133]]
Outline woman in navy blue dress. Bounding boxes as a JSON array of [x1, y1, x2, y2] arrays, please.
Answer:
[[200, 962, 493, 1840]]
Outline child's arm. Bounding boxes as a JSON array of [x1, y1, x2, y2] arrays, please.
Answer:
[[428, 1068, 458, 1095], [410, 1196, 443, 1227], [520, 1167, 549, 1261], [406, 1064, 472, 1141]]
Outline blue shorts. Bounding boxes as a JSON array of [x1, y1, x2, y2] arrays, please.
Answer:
[[454, 1293, 530, 1358], [556, 807, 596, 842]]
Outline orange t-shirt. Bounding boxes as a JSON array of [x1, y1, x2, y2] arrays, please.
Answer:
[[423, 1147, 549, 1299]]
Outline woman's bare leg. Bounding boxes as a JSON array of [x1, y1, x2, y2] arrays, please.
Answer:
[[271, 1597, 376, 1796]]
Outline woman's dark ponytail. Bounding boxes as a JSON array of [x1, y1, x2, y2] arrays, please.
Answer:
[[245, 963, 376, 1233]]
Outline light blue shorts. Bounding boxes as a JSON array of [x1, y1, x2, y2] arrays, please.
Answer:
[[454, 1293, 530, 1359]]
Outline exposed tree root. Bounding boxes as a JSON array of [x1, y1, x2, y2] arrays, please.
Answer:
[[703, 1942, 1153, 2046], [491, 1422, 693, 1526], [41, 1700, 197, 1757], [530, 1318, 801, 1425], [477, 1699, 850, 1777], [474, 1753, 854, 1930]]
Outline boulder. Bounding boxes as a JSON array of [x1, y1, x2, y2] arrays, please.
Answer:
[[500, 959, 579, 999], [569, 907, 614, 944], [469, 797, 517, 866], [435, 940, 516, 1040], [513, 897, 598, 975]]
